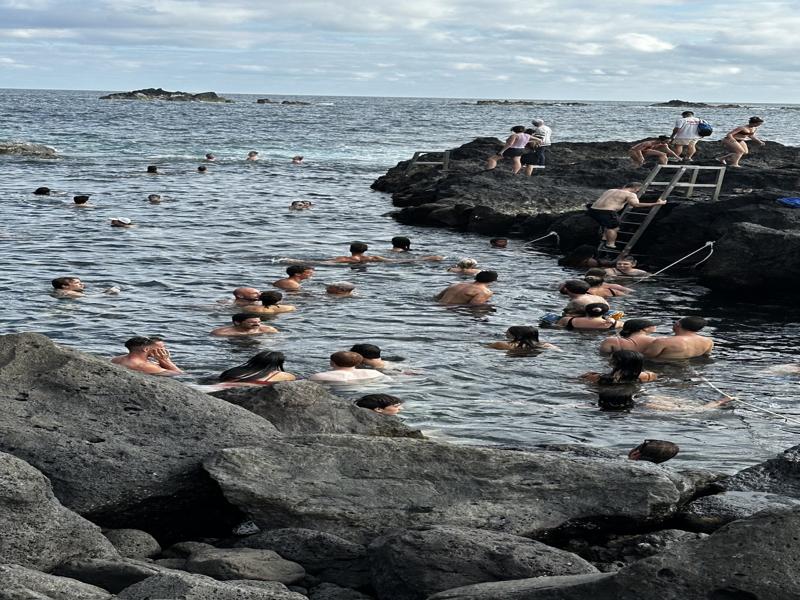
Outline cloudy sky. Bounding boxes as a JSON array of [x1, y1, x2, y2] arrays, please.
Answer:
[[0, 0, 796, 101]]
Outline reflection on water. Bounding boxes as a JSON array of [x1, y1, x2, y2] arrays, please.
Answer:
[[1, 89, 800, 473]]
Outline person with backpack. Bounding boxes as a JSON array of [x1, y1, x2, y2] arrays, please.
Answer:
[[669, 110, 708, 162]]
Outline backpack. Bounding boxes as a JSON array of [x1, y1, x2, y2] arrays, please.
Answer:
[[697, 120, 713, 137]]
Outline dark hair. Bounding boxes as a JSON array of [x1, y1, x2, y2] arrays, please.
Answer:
[[656, 135, 670, 142], [749, 116, 764, 125], [124, 336, 152, 351], [564, 280, 591, 295], [73, 195, 90, 204], [148, 335, 164, 343], [232, 313, 260, 324], [624, 182, 642, 189], [599, 350, 644, 385], [51, 276, 78, 289], [524, 128, 536, 135], [629, 440, 680, 464], [391, 236, 411, 250], [219, 351, 286, 382], [146, 165, 158, 173], [506, 326, 540, 349], [198, 165, 207, 172], [584, 275, 604, 287], [681, 111, 694, 117], [511, 125, 526, 133], [331, 351, 363, 368], [259, 291, 283, 306], [559, 245, 597, 268], [620, 318, 656, 338], [33, 187, 51, 195], [490, 238, 507, 245], [350, 242, 368, 254], [350, 343, 382, 359], [475, 270, 498, 283], [584, 302, 608, 318], [355, 394, 402, 410], [598, 387, 635, 411], [678, 316, 706, 332], [286, 265, 312, 277]]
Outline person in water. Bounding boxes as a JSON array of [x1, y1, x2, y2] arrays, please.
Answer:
[[605, 257, 649, 279], [490, 238, 508, 248], [273, 265, 314, 291], [350, 343, 391, 369], [197, 165, 207, 173], [584, 268, 633, 298], [111, 336, 183, 375], [211, 313, 278, 337], [488, 325, 560, 352], [205, 153, 216, 161], [560, 279, 609, 316], [600, 318, 658, 354], [232, 287, 261, 308], [246, 291, 296, 315], [718, 116, 765, 167], [146, 165, 159, 174], [629, 136, 681, 167], [73, 195, 92, 207], [587, 183, 666, 250], [309, 351, 387, 384], [326, 282, 356, 296], [246, 151, 259, 161], [219, 351, 296, 384], [486, 125, 531, 174], [448, 258, 481, 275], [147, 194, 162, 204], [643, 316, 714, 360], [628, 440, 680, 464], [390, 236, 411, 252], [110, 217, 133, 228], [355, 394, 403, 415], [290, 200, 313, 210], [558, 303, 621, 331], [292, 155, 304, 164], [434, 270, 497, 305], [51, 276, 85, 298], [582, 350, 657, 384], [332, 242, 388, 263]]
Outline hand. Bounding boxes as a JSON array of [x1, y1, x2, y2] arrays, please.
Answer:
[[656, 199, 667, 205], [151, 347, 170, 359]]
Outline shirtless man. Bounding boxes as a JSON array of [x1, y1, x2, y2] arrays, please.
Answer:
[[587, 183, 666, 249], [326, 282, 356, 296], [629, 136, 681, 167], [435, 270, 497, 305], [246, 291, 296, 314], [111, 336, 183, 375], [643, 316, 714, 360], [331, 242, 388, 263], [309, 351, 388, 384], [273, 265, 314, 290], [232, 287, 261, 308], [560, 280, 608, 316], [605, 257, 649, 279], [211, 314, 278, 337], [51, 276, 85, 298]]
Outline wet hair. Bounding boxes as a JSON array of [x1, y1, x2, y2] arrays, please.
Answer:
[[584, 275, 605, 287], [148, 336, 164, 343], [525, 128, 536, 135], [327, 282, 355, 293], [531, 119, 544, 126], [219, 350, 286, 382], [620, 318, 656, 338], [599, 350, 644, 385], [205, 153, 215, 159], [247, 151, 258, 157], [355, 394, 402, 410], [232, 313, 260, 324], [33, 186, 51, 195], [146, 165, 158, 173], [350, 242, 368, 254], [624, 182, 642, 189], [350, 343, 382, 359], [681, 111, 694, 118], [73, 195, 90, 204], [391, 236, 411, 250], [615, 256, 637, 266], [286, 265, 312, 277], [330, 351, 363, 368], [678, 316, 706, 332], [475, 270, 498, 283], [259, 291, 283, 306], [124, 336, 152, 351], [51, 276, 78, 289], [598, 387, 635, 411], [506, 326, 541, 349], [147, 194, 161, 202], [564, 280, 591, 295], [629, 440, 680, 464], [559, 245, 597, 268], [490, 238, 507, 246], [197, 165, 207, 172], [584, 303, 608, 318], [511, 125, 526, 133], [749, 116, 764, 125], [457, 258, 477, 268]]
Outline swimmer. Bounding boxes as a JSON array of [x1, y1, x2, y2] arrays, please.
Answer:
[[597, 388, 636, 411], [309, 351, 388, 384], [584, 268, 633, 298], [628, 440, 680, 464], [488, 325, 561, 352], [147, 194, 162, 204], [33, 187, 51, 196], [355, 393, 403, 415], [291, 155, 304, 164], [273, 265, 314, 291], [146, 165, 159, 174], [643, 316, 714, 360], [211, 313, 278, 337], [350, 343, 392, 369], [232, 287, 261, 307], [246, 291, 296, 315], [391, 236, 411, 252], [110, 217, 133, 228], [331, 242, 388, 263], [219, 351, 296, 384], [560, 280, 609, 316], [197, 165, 207, 173], [51, 276, 85, 298], [558, 245, 601, 269], [640, 393, 732, 412], [558, 303, 622, 331], [205, 153, 216, 161], [111, 336, 182, 375], [73, 195, 92, 207], [246, 151, 259, 161], [605, 257, 649, 279], [326, 282, 356, 297], [600, 318, 658, 354], [582, 350, 656, 384], [434, 270, 497, 305], [490, 238, 508, 248], [290, 201, 314, 210], [448, 258, 481, 276]]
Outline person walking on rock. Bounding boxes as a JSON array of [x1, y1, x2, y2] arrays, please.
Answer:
[[669, 111, 702, 162], [525, 118, 552, 173], [486, 126, 530, 174], [718, 116, 765, 167], [629, 135, 680, 167]]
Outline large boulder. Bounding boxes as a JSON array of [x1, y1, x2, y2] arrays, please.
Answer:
[[185, 548, 305, 584], [0, 141, 57, 157], [724, 442, 800, 497], [0, 564, 112, 600], [678, 490, 800, 532], [211, 382, 422, 438], [368, 526, 596, 600], [102, 529, 161, 559], [99, 88, 232, 102], [116, 572, 308, 599], [308, 583, 374, 600], [205, 435, 688, 545], [0, 451, 116, 571], [52, 557, 171, 594], [430, 507, 800, 600], [0, 332, 279, 536]]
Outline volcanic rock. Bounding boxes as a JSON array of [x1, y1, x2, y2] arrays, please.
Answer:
[[678, 491, 800, 533], [185, 548, 306, 584], [308, 583, 374, 600], [0, 564, 112, 600], [99, 88, 232, 102], [0, 141, 57, 157], [52, 558, 172, 594], [102, 529, 161, 559], [117, 571, 308, 599]]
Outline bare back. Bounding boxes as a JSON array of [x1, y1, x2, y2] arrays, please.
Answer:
[[644, 333, 713, 360], [591, 189, 639, 211], [436, 282, 492, 305]]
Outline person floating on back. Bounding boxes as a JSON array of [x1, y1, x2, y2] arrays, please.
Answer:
[[642, 316, 714, 360], [434, 270, 497, 305], [586, 183, 666, 250]]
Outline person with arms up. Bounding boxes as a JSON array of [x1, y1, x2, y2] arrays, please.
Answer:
[[111, 336, 183, 375], [586, 183, 666, 250]]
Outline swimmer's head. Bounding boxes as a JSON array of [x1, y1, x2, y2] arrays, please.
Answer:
[[205, 153, 215, 160], [620, 318, 656, 338], [749, 116, 764, 126], [286, 265, 314, 278], [73, 195, 90, 204], [490, 238, 508, 248], [676, 316, 706, 333], [511, 125, 526, 133], [598, 388, 635, 412], [198, 165, 207, 173], [350, 343, 381, 360], [259, 291, 283, 306], [350, 241, 368, 254], [147, 194, 162, 204], [457, 258, 478, 269], [657, 136, 670, 142], [355, 393, 403, 415], [33, 187, 51, 196], [220, 350, 286, 382], [326, 282, 355, 296], [146, 165, 158, 173], [292, 155, 304, 162], [475, 270, 498, 284], [233, 287, 261, 301], [110, 217, 132, 227], [391, 236, 411, 251], [506, 325, 540, 348], [247, 151, 258, 158], [123, 336, 152, 352], [584, 303, 608, 318], [628, 439, 680, 463], [330, 351, 363, 368], [608, 350, 645, 381], [615, 257, 637, 269], [232, 313, 262, 329], [584, 268, 607, 287], [562, 280, 591, 296], [51, 276, 83, 291]]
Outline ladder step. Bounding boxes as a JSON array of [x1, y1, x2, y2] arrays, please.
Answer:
[[649, 182, 720, 187]]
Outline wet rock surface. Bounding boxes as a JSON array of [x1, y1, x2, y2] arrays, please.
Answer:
[[116, 571, 308, 599], [0, 564, 112, 600], [0, 141, 57, 157]]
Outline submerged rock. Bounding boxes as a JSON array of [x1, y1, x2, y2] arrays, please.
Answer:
[[99, 88, 232, 103], [0, 564, 112, 600], [0, 141, 57, 157], [678, 491, 800, 533]]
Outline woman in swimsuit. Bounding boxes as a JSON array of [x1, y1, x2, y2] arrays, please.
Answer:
[[599, 318, 658, 354], [557, 303, 622, 331], [629, 135, 681, 167], [584, 268, 633, 298], [719, 116, 765, 167], [219, 351, 297, 385], [486, 125, 531, 174], [582, 349, 657, 384], [488, 325, 561, 353]]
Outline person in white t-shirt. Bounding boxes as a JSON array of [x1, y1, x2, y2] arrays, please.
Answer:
[[669, 111, 702, 162], [526, 118, 552, 172]]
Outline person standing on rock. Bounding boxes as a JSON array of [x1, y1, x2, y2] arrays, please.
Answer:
[[526, 118, 552, 172], [718, 116, 765, 167], [629, 136, 681, 167], [669, 111, 702, 162], [486, 126, 530, 174], [111, 336, 183, 375], [586, 183, 666, 249], [642, 316, 714, 360], [434, 270, 497, 305]]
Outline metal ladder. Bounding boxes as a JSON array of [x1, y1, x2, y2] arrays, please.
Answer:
[[599, 164, 726, 260], [404, 150, 451, 176]]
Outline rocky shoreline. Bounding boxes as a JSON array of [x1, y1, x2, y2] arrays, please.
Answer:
[[3, 331, 800, 599], [372, 137, 800, 298]]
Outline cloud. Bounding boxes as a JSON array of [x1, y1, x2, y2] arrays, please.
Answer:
[[616, 33, 675, 53], [565, 43, 604, 56], [515, 55, 548, 66], [452, 62, 484, 71]]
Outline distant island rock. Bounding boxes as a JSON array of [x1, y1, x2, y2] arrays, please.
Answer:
[[256, 98, 312, 105], [99, 88, 233, 103], [473, 100, 588, 107], [651, 99, 744, 108], [0, 141, 57, 157]]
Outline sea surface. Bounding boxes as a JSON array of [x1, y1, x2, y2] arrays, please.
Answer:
[[2, 89, 799, 473]]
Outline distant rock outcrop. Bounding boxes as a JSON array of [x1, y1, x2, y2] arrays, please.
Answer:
[[650, 99, 743, 108], [99, 88, 232, 103], [257, 98, 312, 105], [0, 141, 57, 157], [474, 100, 588, 107]]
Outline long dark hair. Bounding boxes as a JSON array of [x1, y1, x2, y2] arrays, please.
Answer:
[[219, 351, 286, 382], [620, 319, 655, 339], [598, 350, 643, 385], [506, 325, 541, 349]]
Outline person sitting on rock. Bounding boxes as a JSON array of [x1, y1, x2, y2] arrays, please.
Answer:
[[331, 241, 389, 263], [211, 313, 278, 337], [309, 351, 388, 384], [560, 279, 608, 316], [434, 270, 497, 305], [643, 316, 714, 360], [232, 287, 261, 308], [111, 336, 182, 375], [326, 282, 356, 297], [558, 303, 622, 331], [582, 350, 657, 384], [587, 183, 666, 250], [273, 265, 314, 291], [629, 136, 681, 167], [390, 236, 412, 252], [355, 393, 403, 415], [219, 351, 296, 384], [600, 318, 658, 354], [448, 258, 481, 275], [585, 268, 633, 298], [246, 291, 296, 315], [605, 257, 650, 279], [486, 125, 530, 174], [628, 440, 680, 463], [488, 325, 561, 353], [51, 276, 85, 298]]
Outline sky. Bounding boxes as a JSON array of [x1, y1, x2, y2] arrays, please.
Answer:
[[0, 0, 797, 102]]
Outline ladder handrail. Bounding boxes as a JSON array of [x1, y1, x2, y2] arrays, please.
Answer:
[[405, 150, 451, 176]]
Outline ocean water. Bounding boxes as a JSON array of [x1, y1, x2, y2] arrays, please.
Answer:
[[2, 88, 799, 473]]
